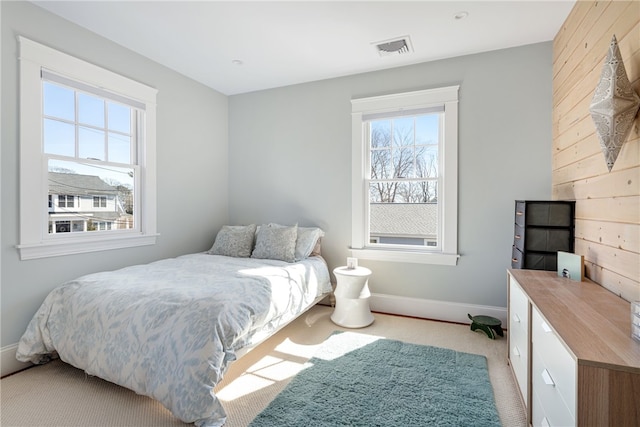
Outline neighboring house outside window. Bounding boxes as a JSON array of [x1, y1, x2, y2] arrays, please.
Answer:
[[48, 172, 131, 234], [369, 203, 437, 246], [17, 37, 158, 260], [351, 86, 460, 265]]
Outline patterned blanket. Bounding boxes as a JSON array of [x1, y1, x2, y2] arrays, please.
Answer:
[[17, 253, 331, 426]]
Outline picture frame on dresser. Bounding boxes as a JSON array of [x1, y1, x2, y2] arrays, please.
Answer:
[[556, 251, 584, 282]]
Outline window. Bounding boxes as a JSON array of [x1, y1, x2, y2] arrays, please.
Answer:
[[351, 86, 460, 265], [18, 37, 158, 260], [93, 196, 107, 208], [58, 195, 74, 209]]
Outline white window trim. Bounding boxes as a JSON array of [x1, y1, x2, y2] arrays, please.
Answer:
[[17, 36, 158, 260], [350, 86, 460, 266]]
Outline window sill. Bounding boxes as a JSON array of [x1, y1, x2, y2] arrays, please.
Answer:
[[350, 247, 460, 266], [17, 233, 159, 260]]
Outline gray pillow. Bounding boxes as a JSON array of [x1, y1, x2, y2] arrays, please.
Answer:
[[208, 224, 257, 257], [251, 224, 298, 262], [264, 223, 324, 261]]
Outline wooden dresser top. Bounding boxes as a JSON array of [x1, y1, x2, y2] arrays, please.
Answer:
[[508, 269, 640, 373]]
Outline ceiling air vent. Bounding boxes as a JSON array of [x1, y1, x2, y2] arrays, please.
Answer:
[[373, 36, 413, 57]]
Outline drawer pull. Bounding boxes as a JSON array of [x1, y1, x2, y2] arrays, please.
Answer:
[[541, 321, 552, 333], [515, 234, 522, 239], [512, 313, 521, 323], [512, 258, 518, 263], [516, 211, 524, 216], [512, 346, 520, 357], [541, 369, 555, 386], [541, 417, 550, 427]]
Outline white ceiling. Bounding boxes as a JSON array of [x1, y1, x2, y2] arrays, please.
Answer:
[[32, 1, 576, 95]]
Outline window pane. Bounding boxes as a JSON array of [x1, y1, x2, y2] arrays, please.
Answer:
[[392, 117, 415, 147], [415, 114, 439, 145], [370, 148, 393, 179], [43, 119, 75, 156], [369, 200, 438, 247], [416, 145, 438, 178], [79, 126, 105, 160], [108, 102, 131, 133], [370, 120, 391, 148], [48, 159, 135, 235], [108, 132, 131, 164], [55, 221, 71, 233], [393, 146, 414, 178], [43, 82, 74, 121], [414, 180, 438, 203], [369, 181, 397, 203], [369, 180, 435, 203], [78, 93, 104, 127]]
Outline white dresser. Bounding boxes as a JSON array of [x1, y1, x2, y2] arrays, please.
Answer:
[[507, 269, 640, 427], [508, 279, 529, 403]]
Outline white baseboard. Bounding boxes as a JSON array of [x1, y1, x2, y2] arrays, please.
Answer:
[[1, 344, 32, 378], [370, 293, 507, 327]]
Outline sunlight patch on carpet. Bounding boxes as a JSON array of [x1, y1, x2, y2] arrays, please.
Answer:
[[217, 354, 309, 401]]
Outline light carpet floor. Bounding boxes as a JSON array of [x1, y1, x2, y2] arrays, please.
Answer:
[[1, 305, 526, 427]]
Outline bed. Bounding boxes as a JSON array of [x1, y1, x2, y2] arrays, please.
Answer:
[[16, 224, 331, 427]]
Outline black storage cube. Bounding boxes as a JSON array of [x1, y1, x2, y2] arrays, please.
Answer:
[[511, 200, 575, 271]]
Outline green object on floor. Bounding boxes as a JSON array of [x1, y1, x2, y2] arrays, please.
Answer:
[[468, 313, 503, 339]]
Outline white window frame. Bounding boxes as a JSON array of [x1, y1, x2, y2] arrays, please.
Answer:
[[351, 86, 460, 266], [17, 36, 158, 260]]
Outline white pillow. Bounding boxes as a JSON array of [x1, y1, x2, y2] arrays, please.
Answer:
[[208, 224, 257, 257], [294, 227, 324, 260], [251, 224, 298, 262]]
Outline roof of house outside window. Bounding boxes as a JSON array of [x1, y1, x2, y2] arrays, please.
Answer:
[[370, 203, 437, 238], [50, 211, 123, 221], [48, 172, 118, 196]]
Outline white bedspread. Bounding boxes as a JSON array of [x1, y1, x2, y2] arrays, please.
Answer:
[[16, 253, 331, 426]]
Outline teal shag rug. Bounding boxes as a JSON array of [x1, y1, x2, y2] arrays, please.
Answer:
[[249, 331, 501, 427]]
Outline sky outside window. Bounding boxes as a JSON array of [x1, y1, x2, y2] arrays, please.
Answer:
[[43, 80, 135, 189]]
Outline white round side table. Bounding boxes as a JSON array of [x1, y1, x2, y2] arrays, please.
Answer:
[[331, 266, 374, 328]]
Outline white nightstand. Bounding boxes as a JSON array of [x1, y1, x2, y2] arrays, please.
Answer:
[[330, 266, 374, 328]]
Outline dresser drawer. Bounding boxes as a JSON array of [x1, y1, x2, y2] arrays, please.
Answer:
[[511, 246, 523, 269], [531, 382, 575, 427], [531, 348, 575, 426], [523, 202, 574, 227], [515, 201, 526, 227], [509, 278, 528, 339], [509, 277, 529, 403], [524, 252, 558, 271], [532, 307, 576, 419], [525, 228, 572, 252]]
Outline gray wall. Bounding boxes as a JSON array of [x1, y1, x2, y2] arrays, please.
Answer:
[[228, 42, 553, 309], [1, 2, 229, 347]]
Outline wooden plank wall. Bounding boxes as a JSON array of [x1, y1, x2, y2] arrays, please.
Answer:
[[553, 0, 639, 302]]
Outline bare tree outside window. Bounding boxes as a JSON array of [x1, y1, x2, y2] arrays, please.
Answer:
[[369, 115, 439, 203]]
